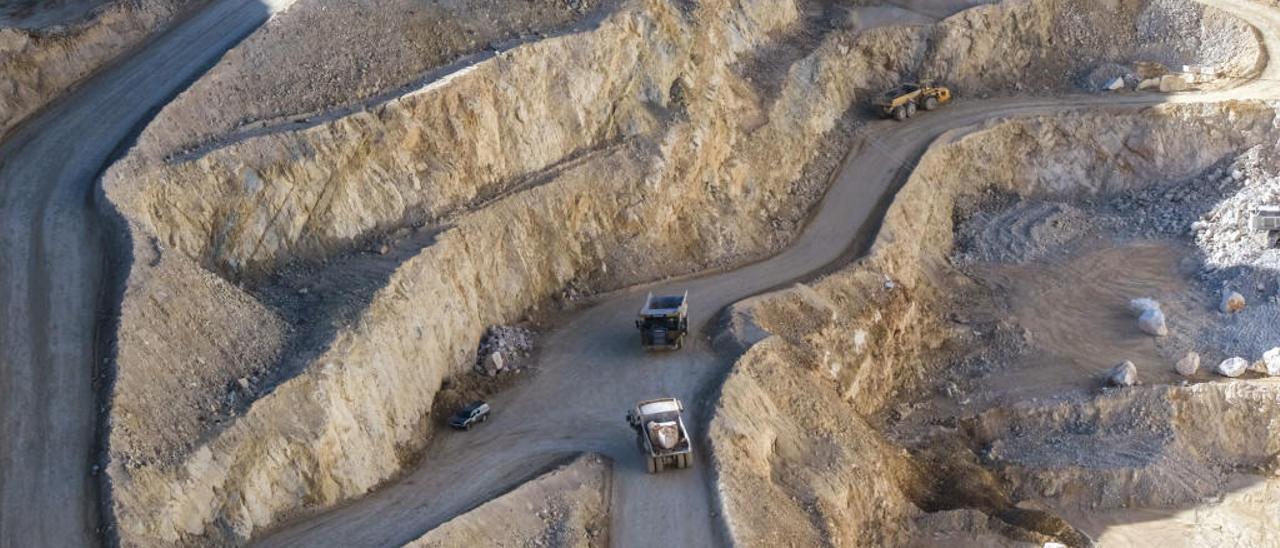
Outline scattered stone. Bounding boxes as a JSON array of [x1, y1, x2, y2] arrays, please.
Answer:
[[1107, 361, 1138, 387], [1175, 351, 1200, 376], [1105, 77, 1125, 91], [237, 377, 250, 390], [1216, 356, 1249, 378], [1220, 290, 1246, 313], [474, 325, 536, 375], [1137, 308, 1168, 336]]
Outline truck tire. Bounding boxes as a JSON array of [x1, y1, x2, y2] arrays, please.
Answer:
[[647, 458, 657, 474], [675, 337, 683, 350], [906, 102, 917, 118], [655, 459, 665, 473], [924, 96, 938, 111], [892, 106, 907, 121]]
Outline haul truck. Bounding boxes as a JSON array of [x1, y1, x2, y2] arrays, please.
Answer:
[[627, 397, 693, 473], [636, 291, 688, 350], [875, 81, 952, 121]]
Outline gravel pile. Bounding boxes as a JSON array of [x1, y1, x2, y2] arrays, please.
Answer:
[[474, 324, 537, 375]]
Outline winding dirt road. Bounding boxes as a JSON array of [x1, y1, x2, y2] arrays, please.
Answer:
[[257, 0, 1280, 546], [1, 0, 1277, 546], [0, 1, 293, 545]]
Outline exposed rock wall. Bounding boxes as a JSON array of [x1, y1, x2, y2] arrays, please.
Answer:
[[708, 101, 1280, 545], [0, 0, 198, 138], [98, 0, 1266, 543]]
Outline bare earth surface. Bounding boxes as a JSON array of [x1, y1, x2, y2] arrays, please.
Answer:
[[2, 0, 1279, 546], [0, 0, 293, 545]]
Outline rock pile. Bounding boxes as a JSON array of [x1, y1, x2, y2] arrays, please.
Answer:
[[474, 325, 536, 376]]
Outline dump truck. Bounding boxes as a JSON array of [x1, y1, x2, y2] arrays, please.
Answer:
[[627, 397, 693, 473], [875, 82, 952, 121], [1252, 205, 1280, 247], [636, 291, 688, 350]]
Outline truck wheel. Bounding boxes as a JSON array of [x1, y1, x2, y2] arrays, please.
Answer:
[[924, 96, 938, 111], [480, 414, 488, 423], [892, 106, 907, 121], [647, 458, 657, 474], [655, 459, 665, 473], [678, 454, 689, 469], [675, 337, 683, 350], [906, 102, 917, 118]]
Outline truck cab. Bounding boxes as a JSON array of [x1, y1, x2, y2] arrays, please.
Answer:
[[636, 291, 689, 350]]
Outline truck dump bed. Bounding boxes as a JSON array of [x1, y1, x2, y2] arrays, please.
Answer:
[[639, 291, 687, 317]]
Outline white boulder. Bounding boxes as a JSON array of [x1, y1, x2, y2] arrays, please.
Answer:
[[1217, 356, 1249, 378], [1175, 352, 1200, 376], [1138, 308, 1168, 336], [1108, 361, 1138, 387], [1262, 348, 1280, 376]]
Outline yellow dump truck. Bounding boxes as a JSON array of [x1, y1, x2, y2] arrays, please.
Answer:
[[875, 82, 952, 121]]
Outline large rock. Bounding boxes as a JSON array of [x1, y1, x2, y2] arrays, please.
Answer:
[[1107, 361, 1138, 387], [1220, 290, 1246, 313], [1158, 74, 1189, 92], [1216, 357, 1249, 378], [1138, 308, 1168, 336], [1175, 351, 1200, 376]]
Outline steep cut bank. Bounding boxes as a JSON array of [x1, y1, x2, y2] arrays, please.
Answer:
[[97, 0, 1262, 544], [0, 0, 201, 138], [709, 101, 1280, 545]]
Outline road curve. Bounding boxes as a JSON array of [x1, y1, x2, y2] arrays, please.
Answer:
[[0, 1, 292, 545], [256, 0, 1280, 546]]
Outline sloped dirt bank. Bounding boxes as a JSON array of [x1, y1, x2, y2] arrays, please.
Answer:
[[404, 453, 612, 548], [709, 101, 1280, 546], [97, 0, 1262, 544], [0, 0, 200, 138]]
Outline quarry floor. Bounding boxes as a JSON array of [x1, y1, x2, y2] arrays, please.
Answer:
[[3, 0, 1280, 546]]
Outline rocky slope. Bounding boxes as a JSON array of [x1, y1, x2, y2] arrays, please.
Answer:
[[0, 0, 199, 138], [97, 0, 1263, 544], [404, 454, 611, 548], [708, 101, 1280, 545]]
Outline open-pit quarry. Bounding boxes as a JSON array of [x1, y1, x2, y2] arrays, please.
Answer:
[[3, 0, 1280, 546]]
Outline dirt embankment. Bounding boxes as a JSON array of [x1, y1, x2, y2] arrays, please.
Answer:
[[404, 454, 612, 548], [97, 0, 1261, 544], [0, 0, 199, 138], [709, 101, 1280, 546]]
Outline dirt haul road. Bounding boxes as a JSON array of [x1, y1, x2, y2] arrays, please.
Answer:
[[0, 1, 295, 545], [257, 1, 1280, 546]]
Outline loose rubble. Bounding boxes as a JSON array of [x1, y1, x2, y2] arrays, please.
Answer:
[[1220, 289, 1246, 313], [474, 325, 536, 376]]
